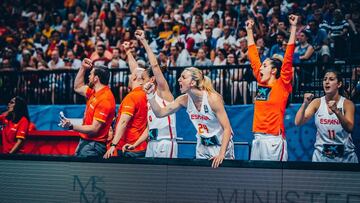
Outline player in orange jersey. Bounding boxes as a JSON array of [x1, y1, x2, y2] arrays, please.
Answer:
[[246, 15, 298, 161]]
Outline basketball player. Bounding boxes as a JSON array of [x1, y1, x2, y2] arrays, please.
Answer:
[[246, 15, 298, 161], [144, 67, 234, 168], [135, 30, 178, 158], [295, 69, 358, 163]]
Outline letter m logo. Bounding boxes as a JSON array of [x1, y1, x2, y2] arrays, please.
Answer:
[[73, 175, 108, 203], [217, 188, 238, 203]]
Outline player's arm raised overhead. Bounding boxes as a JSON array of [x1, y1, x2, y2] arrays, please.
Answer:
[[246, 19, 262, 82], [280, 14, 298, 85], [123, 41, 139, 74], [136, 30, 174, 102], [74, 58, 92, 96]]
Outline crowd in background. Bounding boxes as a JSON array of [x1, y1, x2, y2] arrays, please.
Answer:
[[0, 0, 360, 103]]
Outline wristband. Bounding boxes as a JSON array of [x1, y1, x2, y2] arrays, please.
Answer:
[[110, 143, 117, 147], [68, 124, 74, 130], [147, 92, 155, 100]]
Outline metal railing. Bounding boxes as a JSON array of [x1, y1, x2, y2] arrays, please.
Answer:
[[0, 63, 359, 105]]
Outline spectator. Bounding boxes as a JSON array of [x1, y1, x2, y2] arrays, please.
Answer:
[[48, 50, 65, 69], [34, 34, 49, 53], [213, 49, 227, 66], [202, 25, 217, 50], [176, 42, 192, 67], [46, 30, 66, 58], [216, 25, 236, 50], [1, 47, 19, 71], [0, 96, 30, 154], [158, 50, 168, 68], [143, 6, 159, 31], [42, 21, 54, 39], [307, 19, 330, 63], [90, 42, 112, 66], [294, 30, 315, 64], [228, 52, 247, 104], [213, 49, 227, 94], [350, 66, 360, 102], [322, 9, 349, 59], [187, 24, 203, 52], [64, 50, 82, 69], [205, 1, 223, 22], [207, 17, 222, 39], [20, 49, 35, 71], [194, 48, 212, 66], [256, 37, 269, 59], [269, 32, 286, 57], [236, 37, 249, 65]]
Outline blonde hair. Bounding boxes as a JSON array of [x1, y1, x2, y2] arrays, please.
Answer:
[[184, 67, 216, 93], [271, 54, 284, 62]]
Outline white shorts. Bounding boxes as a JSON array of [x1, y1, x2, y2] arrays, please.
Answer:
[[250, 133, 288, 161], [312, 149, 358, 163], [145, 139, 178, 158], [196, 138, 235, 160]]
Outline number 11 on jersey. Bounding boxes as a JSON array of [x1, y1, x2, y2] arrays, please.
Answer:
[[328, 130, 335, 140]]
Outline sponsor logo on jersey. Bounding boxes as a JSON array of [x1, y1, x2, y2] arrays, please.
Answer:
[[320, 118, 340, 125], [191, 114, 210, 121], [255, 86, 271, 101], [204, 105, 209, 113]]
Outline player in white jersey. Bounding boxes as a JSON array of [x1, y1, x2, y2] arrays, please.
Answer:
[[295, 69, 358, 163], [135, 30, 178, 158], [144, 67, 234, 168]]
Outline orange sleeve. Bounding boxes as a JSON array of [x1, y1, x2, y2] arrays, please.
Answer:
[[120, 93, 136, 116], [280, 44, 295, 88], [248, 44, 262, 82], [16, 117, 29, 140], [28, 122, 37, 131], [85, 87, 94, 99], [93, 100, 114, 123]]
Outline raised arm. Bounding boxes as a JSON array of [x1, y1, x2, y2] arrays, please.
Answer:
[[295, 93, 319, 126], [144, 82, 185, 117], [135, 30, 174, 102], [328, 99, 355, 133], [280, 15, 298, 85], [246, 19, 262, 82], [74, 58, 92, 96], [123, 41, 138, 74]]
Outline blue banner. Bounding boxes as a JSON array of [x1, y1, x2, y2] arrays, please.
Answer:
[[2, 104, 359, 161]]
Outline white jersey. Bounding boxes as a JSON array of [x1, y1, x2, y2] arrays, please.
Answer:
[[314, 96, 356, 154], [187, 91, 224, 140], [147, 92, 177, 140], [186, 91, 234, 159]]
